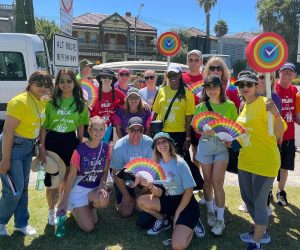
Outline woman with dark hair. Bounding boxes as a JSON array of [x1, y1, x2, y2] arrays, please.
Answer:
[[39, 69, 89, 226], [90, 68, 125, 141], [192, 75, 238, 236], [0, 71, 52, 236], [134, 132, 200, 249]]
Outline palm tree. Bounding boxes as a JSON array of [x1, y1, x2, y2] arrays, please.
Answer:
[[197, 0, 217, 39], [214, 19, 228, 37]]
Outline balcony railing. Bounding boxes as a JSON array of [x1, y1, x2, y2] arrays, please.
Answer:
[[129, 45, 153, 53], [78, 42, 99, 50], [102, 44, 127, 51]]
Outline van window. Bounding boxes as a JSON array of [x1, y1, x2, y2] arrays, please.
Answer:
[[35, 51, 49, 71], [0, 52, 26, 81]]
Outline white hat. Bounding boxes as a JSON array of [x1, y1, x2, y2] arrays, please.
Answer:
[[167, 63, 182, 74], [31, 151, 66, 189]]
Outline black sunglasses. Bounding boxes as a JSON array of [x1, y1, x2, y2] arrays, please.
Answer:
[[258, 75, 265, 80], [119, 73, 129, 77], [35, 81, 52, 88], [144, 75, 155, 80], [238, 81, 255, 89], [59, 79, 73, 84], [209, 66, 222, 71], [101, 75, 113, 80], [204, 84, 220, 89], [167, 72, 180, 78]]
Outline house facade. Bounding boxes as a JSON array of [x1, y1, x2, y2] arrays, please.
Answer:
[[72, 12, 157, 63], [0, 3, 15, 33]]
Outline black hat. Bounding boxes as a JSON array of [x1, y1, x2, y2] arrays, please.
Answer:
[[204, 75, 222, 86], [96, 68, 117, 84], [128, 117, 143, 128], [234, 72, 258, 86]]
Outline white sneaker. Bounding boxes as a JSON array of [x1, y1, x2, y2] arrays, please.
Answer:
[[48, 209, 56, 226], [238, 202, 248, 213], [267, 205, 272, 216], [0, 224, 8, 236], [211, 219, 225, 236], [207, 212, 216, 227], [15, 225, 37, 236], [199, 197, 206, 205]]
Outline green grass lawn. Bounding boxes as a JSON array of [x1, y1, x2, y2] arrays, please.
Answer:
[[0, 186, 299, 250]]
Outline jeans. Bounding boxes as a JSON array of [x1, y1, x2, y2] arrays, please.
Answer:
[[0, 133, 35, 227]]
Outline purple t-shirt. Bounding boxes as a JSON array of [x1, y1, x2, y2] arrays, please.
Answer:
[[114, 81, 131, 95], [71, 142, 109, 189]]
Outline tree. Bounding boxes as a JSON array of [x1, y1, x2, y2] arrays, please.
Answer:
[[197, 0, 217, 52], [15, 0, 35, 34], [214, 19, 228, 37], [35, 18, 60, 57], [256, 0, 300, 64]]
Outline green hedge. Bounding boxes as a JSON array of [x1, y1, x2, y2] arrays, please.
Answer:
[[292, 78, 300, 85]]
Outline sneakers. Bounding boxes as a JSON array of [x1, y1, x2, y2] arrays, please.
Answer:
[[0, 224, 8, 236], [207, 212, 216, 227], [48, 209, 56, 226], [15, 225, 37, 236], [247, 243, 262, 250], [194, 218, 205, 237], [211, 219, 225, 236], [198, 197, 206, 205], [276, 190, 288, 206], [238, 202, 248, 213], [147, 217, 171, 235], [240, 231, 271, 244]]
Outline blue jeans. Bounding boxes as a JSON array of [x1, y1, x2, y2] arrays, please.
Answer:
[[0, 134, 35, 227]]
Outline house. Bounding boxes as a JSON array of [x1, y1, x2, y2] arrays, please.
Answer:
[[0, 3, 15, 33], [72, 12, 157, 63]]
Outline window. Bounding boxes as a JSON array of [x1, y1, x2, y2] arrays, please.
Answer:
[[35, 51, 49, 72], [0, 52, 26, 81]]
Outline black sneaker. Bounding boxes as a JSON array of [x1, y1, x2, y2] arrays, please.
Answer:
[[276, 190, 288, 206], [147, 217, 171, 235], [267, 191, 273, 206], [247, 243, 262, 250]]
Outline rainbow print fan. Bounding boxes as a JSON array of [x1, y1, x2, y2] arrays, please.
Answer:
[[81, 78, 98, 109], [205, 118, 246, 141], [227, 77, 237, 91], [187, 80, 204, 97], [124, 158, 167, 183], [191, 111, 223, 133]]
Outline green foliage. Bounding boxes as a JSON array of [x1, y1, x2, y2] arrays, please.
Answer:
[[197, 0, 217, 38], [232, 59, 247, 77], [292, 78, 300, 85], [15, 0, 35, 34], [214, 19, 228, 37], [256, 0, 300, 64], [35, 18, 60, 57]]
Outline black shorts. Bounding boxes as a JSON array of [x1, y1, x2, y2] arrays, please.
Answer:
[[160, 194, 199, 229], [45, 130, 79, 166], [279, 139, 296, 171]]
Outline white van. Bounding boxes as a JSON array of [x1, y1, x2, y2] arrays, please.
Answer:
[[0, 33, 52, 126]]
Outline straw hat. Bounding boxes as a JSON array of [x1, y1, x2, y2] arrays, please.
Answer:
[[31, 151, 66, 189]]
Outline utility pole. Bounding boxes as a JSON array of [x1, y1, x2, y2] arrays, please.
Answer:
[[134, 3, 144, 61]]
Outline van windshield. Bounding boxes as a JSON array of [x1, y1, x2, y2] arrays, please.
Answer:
[[35, 51, 49, 72], [0, 52, 26, 81]]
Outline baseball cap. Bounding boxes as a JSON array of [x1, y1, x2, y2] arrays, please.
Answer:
[[128, 116, 143, 128], [151, 132, 176, 149], [279, 63, 296, 72], [167, 63, 182, 74], [234, 72, 258, 86], [127, 87, 140, 97], [80, 59, 93, 70], [118, 68, 130, 74], [204, 75, 222, 86]]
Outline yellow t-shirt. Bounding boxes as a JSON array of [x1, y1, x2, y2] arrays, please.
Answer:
[[152, 86, 195, 132], [236, 96, 285, 177], [6, 92, 46, 139]]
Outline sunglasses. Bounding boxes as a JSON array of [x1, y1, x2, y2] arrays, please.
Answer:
[[34, 81, 52, 88], [189, 58, 200, 63], [209, 66, 222, 72], [119, 73, 129, 77], [204, 84, 220, 90], [59, 79, 73, 84], [238, 81, 255, 89], [258, 75, 265, 80], [101, 75, 113, 80], [144, 75, 155, 80], [129, 127, 143, 133], [167, 72, 180, 78]]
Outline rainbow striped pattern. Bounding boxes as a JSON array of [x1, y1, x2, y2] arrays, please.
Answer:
[[192, 111, 223, 133], [227, 77, 237, 91], [81, 79, 98, 109], [187, 80, 204, 97], [124, 158, 166, 182]]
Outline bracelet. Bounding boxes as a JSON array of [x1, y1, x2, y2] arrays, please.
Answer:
[[38, 144, 44, 147], [185, 137, 191, 141]]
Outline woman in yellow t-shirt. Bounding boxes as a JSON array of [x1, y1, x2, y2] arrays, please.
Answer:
[[234, 72, 285, 250], [0, 71, 52, 236]]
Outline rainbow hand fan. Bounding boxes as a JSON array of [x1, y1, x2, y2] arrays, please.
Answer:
[[227, 77, 237, 91], [191, 111, 223, 133], [187, 80, 204, 97], [124, 158, 167, 183], [81, 78, 98, 109], [206, 118, 246, 141]]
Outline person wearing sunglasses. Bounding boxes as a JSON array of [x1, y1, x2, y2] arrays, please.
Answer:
[[91, 68, 126, 142], [110, 117, 153, 218], [76, 59, 94, 83], [234, 72, 286, 250], [132, 77, 145, 90], [0, 71, 52, 236], [38, 69, 89, 226], [138, 70, 159, 108], [192, 75, 238, 236], [114, 68, 132, 95]]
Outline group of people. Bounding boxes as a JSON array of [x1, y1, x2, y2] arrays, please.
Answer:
[[0, 52, 299, 250]]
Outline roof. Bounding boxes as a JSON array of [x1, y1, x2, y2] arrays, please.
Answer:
[[187, 27, 217, 40], [224, 32, 260, 43], [73, 12, 157, 32]]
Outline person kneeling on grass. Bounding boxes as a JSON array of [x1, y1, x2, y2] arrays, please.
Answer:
[[57, 116, 110, 232], [134, 132, 202, 250]]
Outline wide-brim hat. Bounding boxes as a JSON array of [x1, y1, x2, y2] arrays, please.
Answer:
[[31, 151, 66, 189], [96, 67, 117, 84], [151, 132, 176, 149]]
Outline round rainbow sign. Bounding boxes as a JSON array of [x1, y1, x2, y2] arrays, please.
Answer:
[[157, 32, 181, 57], [246, 32, 288, 72]]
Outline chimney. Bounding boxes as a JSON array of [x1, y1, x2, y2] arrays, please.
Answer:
[[125, 12, 131, 17]]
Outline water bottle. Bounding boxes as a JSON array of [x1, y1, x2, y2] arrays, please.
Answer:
[[55, 210, 66, 238], [35, 164, 45, 190]]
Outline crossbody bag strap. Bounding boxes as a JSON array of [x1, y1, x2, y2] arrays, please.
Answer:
[[163, 90, 180, 122], [205, 100, 214, 112]]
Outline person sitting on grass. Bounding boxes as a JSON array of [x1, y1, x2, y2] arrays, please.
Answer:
[[57, 116, 110, 233], [134, 132, 201, 250]]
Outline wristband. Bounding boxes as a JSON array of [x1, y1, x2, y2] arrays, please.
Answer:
[[185, 137, 191, 141]]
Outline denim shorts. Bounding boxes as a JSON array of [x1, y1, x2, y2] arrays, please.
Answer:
[[196, 136, 229, 164]]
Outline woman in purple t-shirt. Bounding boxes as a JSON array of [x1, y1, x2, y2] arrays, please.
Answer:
[[57, 116, 110, 232]]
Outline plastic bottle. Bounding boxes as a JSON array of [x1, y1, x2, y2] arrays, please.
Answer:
[[55, 210, 66, 238], [35, 164, 45, 190]]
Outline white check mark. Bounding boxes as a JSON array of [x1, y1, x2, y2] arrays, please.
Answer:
[[167, 39, 174, 46], [265, 42, 280, 57]]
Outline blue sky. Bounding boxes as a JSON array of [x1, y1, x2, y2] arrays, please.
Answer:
[[3, 0, 261, 35]]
